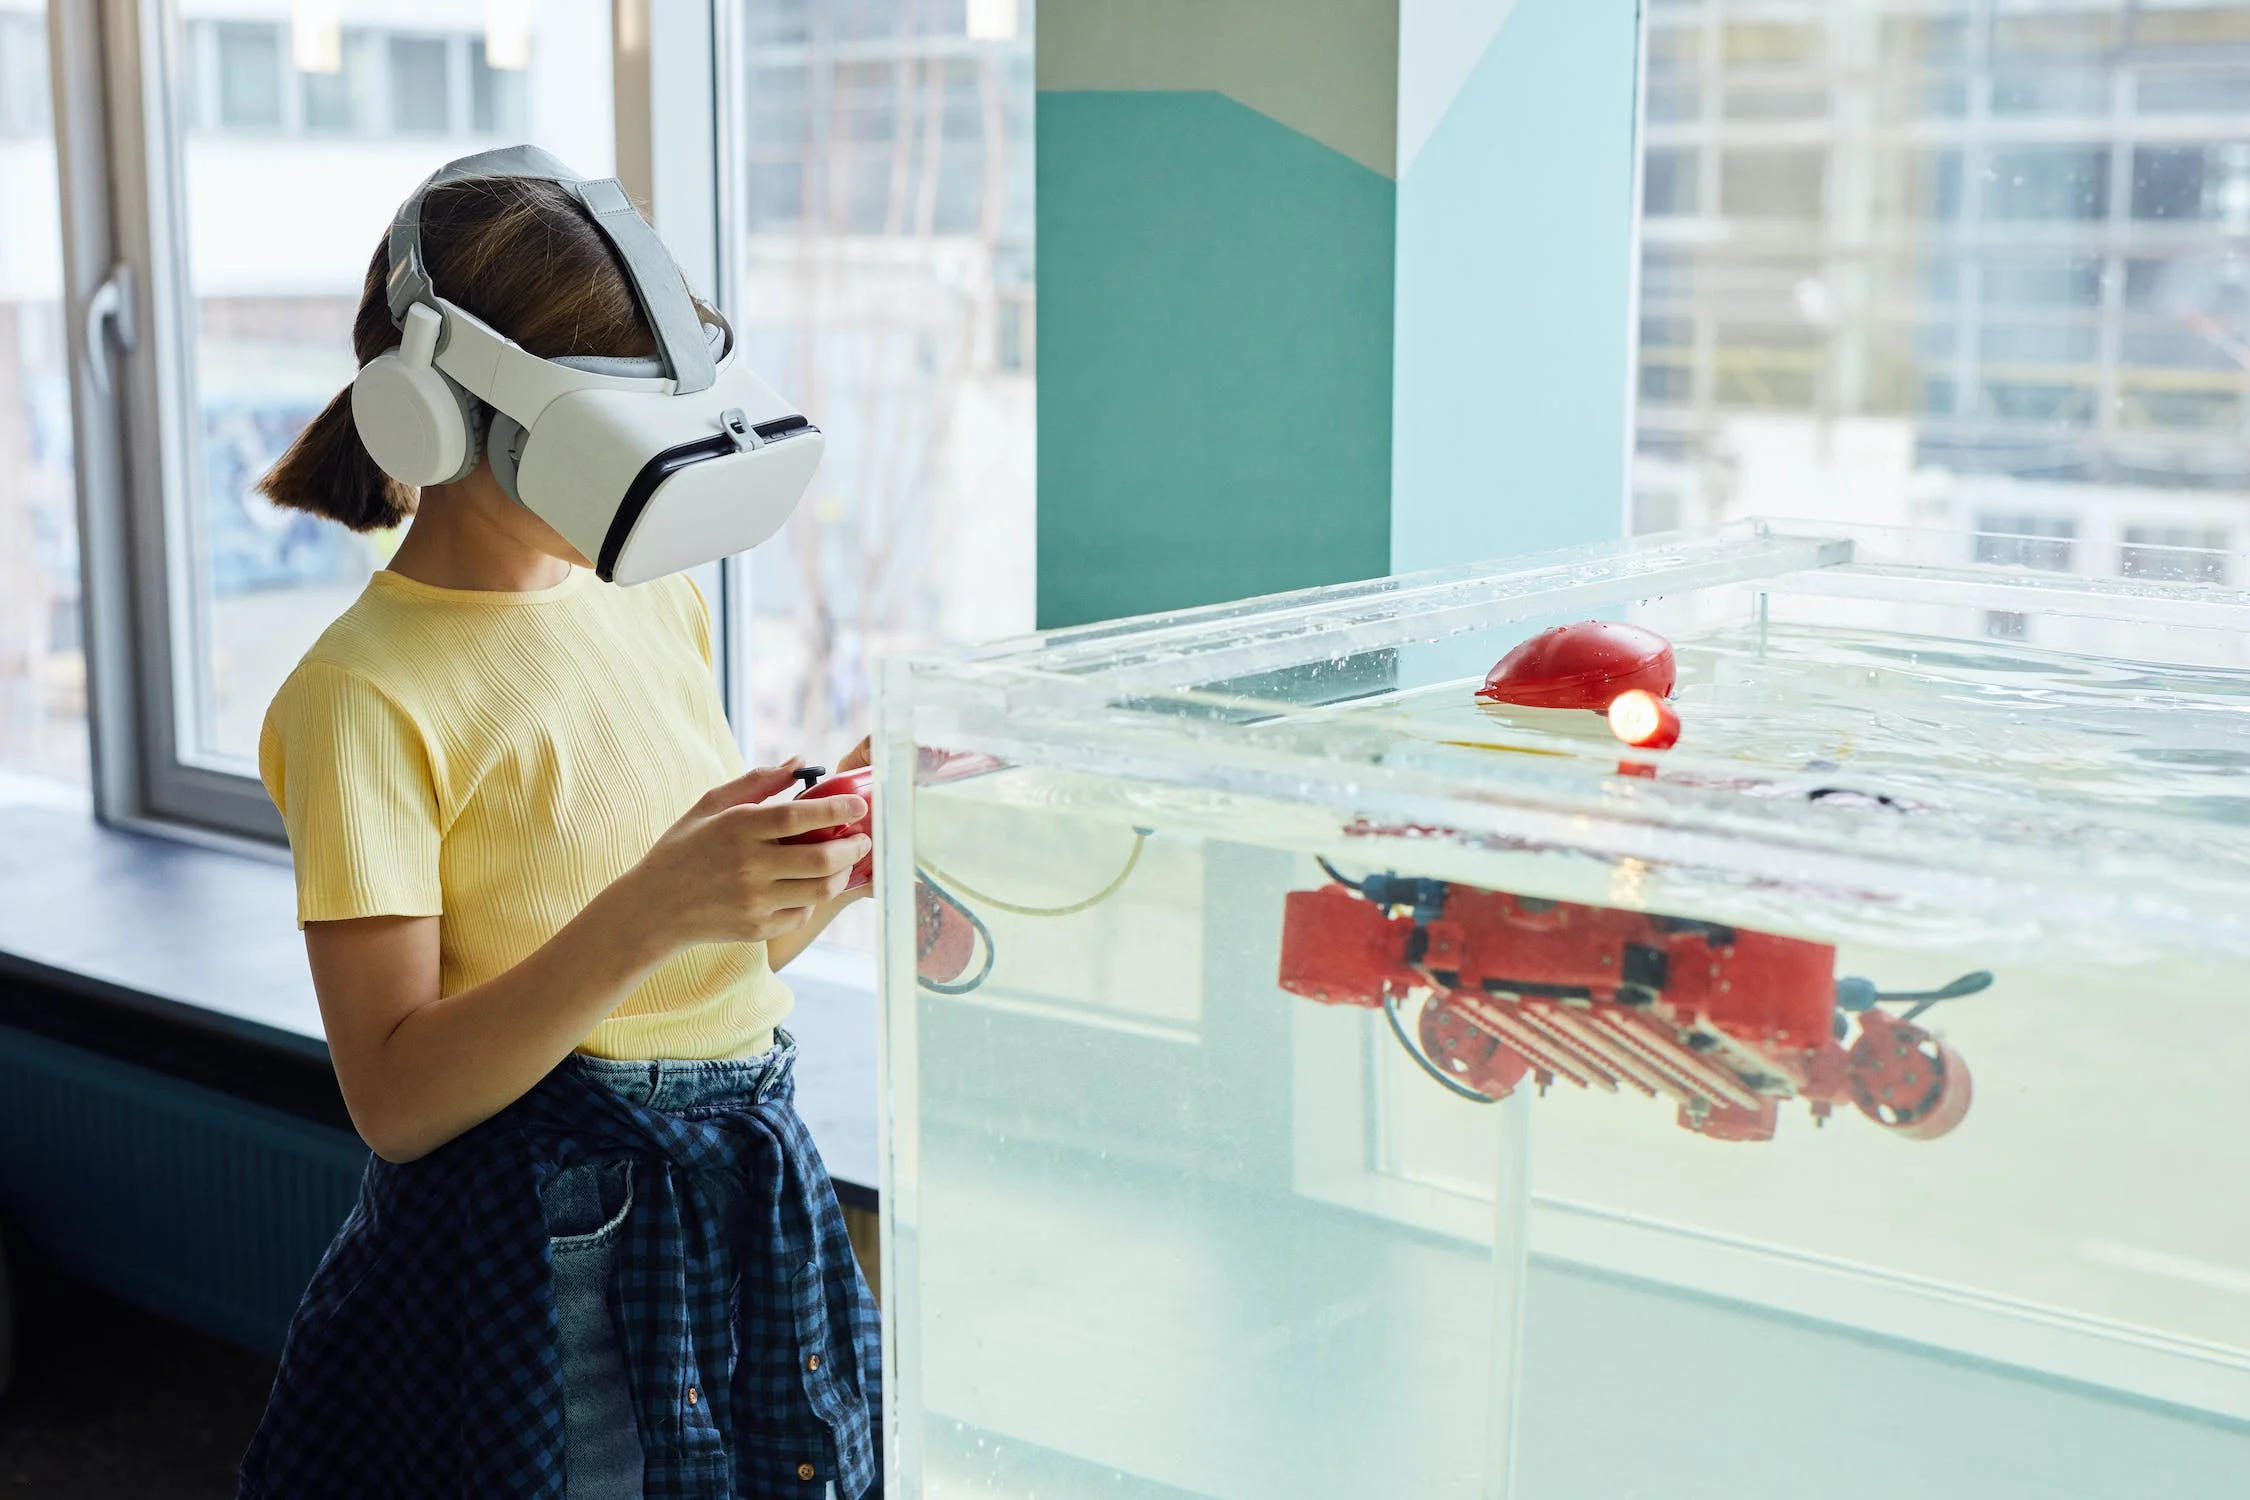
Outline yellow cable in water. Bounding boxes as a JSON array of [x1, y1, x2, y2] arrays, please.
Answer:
[[917, 832, 1147, 918]]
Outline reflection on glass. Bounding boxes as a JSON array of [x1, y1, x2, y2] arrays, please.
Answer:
[[168, 0, 613, 767], [0, 0, 86, 793], [1636, 1, 2250, 615], [725, 0, 1036, 768]]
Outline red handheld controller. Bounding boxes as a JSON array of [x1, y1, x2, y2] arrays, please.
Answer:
[[782, 766, 875, 890]]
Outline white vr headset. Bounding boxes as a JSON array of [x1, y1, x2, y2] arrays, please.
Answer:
[[350, 145, 823, 585]]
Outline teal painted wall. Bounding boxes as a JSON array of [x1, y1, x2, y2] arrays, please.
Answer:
[[1390, 0, 1641, 574], [1036, 90, 1396, 629]]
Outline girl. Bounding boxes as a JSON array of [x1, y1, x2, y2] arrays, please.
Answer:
[[236, 164, 880, 1498]]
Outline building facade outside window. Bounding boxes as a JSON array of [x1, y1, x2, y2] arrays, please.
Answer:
[[1634, 0, 2250, 631]]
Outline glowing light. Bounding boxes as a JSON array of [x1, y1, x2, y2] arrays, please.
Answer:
[[1607, 690, 1681, 750], [291, 0, 341, 74], [966, 0, 1019, 41], [486, 0, 533, 70]]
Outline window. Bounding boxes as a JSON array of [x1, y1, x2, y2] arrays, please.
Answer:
[[470, 49, 528, 136], [2138, 71, 2250, 115], [724, 0, 1037, 950], [44, 1, 617, 832], [1871, 149, 1962, 225], [1881, 15, 1968, 66], [2138, 6, 2250, 48], [0, 11, 51, 138], [1992, 11, 2116, 60], [388, 36, 453, 134], [0, 1, 85, 794], [1723, 22, 1821, 69], [1991, 71, 2110, 118], [214, 23, 285, 130], [1722, 86, 1827, 122], [2133, 144, 2250, 225], [1975, 516, 2077, 572], [1985, 146, 2110, 221], [301, 31, 380, 134], [1982, 256, 2104, 309], [1720, 148, 1825, 219], [1643, 148, 1698, 217], [2121, 526, 2229, 582]]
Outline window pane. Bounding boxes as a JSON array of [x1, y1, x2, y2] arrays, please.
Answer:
[[388, 36, 453, 134], [215, 22, 283, 130], [471, 46, 528, 136], [1720, 147, 1825, 218], [301, 30, 381, 134], [2138, 70, 2250, 115], [1990, 70, 2109, 118], [1643, 148, 1698, 217], [165, 1, 613, 768], [726, 0, 1038, 952], [1985, 145, 2110, 221], [0, 1, 87, 792], [2120, 525, 2229, 582]]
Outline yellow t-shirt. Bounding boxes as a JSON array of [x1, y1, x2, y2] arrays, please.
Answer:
[[258, 566, 790, 1060]]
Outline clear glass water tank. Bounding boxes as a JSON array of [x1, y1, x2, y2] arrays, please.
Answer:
[[871, 522, 2250, 1499]]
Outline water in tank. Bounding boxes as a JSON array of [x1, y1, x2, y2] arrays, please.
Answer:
[[870, 523, 2250, 1499]]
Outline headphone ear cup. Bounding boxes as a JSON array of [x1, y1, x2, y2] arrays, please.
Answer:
[[352, 351, 482, 487], [487, 411, 530, 504]]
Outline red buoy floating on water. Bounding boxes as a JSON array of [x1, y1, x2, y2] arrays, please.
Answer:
[[1478, 621, 1676, 713]]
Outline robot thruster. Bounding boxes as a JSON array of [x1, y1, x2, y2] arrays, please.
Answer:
[[1278, 866, 1987, 1142]]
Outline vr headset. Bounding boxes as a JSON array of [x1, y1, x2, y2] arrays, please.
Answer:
[[350, 145, 822, 585]]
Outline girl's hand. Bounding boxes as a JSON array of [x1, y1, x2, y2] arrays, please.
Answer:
[[838, 735, 871, 773], [622, 760, 871, 951]]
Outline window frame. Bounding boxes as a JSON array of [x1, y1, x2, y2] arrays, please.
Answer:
[[51, 0, 732, 849]]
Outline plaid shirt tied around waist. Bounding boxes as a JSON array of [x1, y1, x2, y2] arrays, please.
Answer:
[[237, 1034, 881, 1499]]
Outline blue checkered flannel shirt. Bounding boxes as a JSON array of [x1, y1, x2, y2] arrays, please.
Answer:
[[237, 1038, 880, 1499]]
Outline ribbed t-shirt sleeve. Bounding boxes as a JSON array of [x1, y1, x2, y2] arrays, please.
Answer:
[[258, 662, 444, 928]]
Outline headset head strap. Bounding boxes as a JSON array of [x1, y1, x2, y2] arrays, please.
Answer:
[[384, 144, 717, 396]]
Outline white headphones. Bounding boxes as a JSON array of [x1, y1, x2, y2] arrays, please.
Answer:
[[350, 145, 823, 585]]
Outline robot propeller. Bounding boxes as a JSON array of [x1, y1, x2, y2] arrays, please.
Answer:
[[1833, 970, 1993, 1024]]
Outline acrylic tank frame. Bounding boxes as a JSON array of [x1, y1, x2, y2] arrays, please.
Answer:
[[871, 519, 2250, 1498]]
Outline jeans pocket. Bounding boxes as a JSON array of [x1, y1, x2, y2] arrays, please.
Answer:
[[547, 1162, 644, 1499], [545, 1159, 635, 1247]]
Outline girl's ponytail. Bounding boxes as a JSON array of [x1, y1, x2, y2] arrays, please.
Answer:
[[257, 244, 417, 532]]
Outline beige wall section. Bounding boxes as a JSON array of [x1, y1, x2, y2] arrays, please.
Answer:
[[1037, 0, 1402, 178]]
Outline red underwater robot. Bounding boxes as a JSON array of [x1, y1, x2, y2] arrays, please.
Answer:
[[1279, 866, 1985, 1142]]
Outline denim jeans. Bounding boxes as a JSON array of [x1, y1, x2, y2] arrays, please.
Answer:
[[543, 1034, 816, 1500]]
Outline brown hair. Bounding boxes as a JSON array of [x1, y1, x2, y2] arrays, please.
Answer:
[[259, 176, 666, 531]]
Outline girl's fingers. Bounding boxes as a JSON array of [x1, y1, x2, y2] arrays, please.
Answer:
[[699, 759, 805, 813], [837, 736, 872, 772], [767, 876, 852, 908], [733, 795, 868, 840], [756, 837, 871, 879]]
